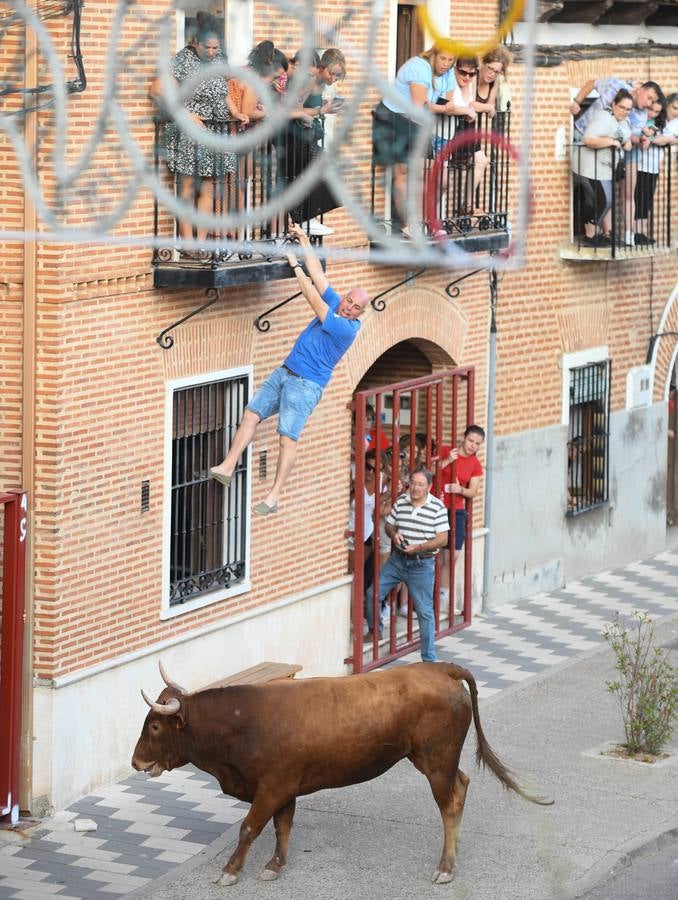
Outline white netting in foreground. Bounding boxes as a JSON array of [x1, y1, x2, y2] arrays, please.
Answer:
[[0, 0, 537, 269]]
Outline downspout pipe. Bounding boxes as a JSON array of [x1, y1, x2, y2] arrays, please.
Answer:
[[21, 23, 38, 814], [481, 268, 498, 614]]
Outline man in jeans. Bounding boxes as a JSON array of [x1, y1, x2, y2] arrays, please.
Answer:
[[210, 224, 369, 515], [364, 466, 449, 662]]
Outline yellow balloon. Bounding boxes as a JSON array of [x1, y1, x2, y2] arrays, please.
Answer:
[[416, 0, 525, 58]]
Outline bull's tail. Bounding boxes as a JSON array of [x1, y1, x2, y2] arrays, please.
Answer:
[[446, 663, 553, 806]]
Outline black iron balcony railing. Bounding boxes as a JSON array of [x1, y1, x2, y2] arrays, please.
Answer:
[[152, 117, 328, 288], [569, 141, 674, 258], [370, 106, 512, 253]]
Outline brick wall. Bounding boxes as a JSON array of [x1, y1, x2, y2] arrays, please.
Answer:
[[2, 2, 678, 680]]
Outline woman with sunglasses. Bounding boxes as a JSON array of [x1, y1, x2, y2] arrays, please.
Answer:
[[372, 44, 457, 237], [442, 57, 489, 216]]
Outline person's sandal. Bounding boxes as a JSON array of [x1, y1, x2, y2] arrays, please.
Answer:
[[253, 500, 278, 516], [209, 468, 232, 488]]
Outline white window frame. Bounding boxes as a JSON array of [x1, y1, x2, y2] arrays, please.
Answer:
[[174, 2, 253, 64], [161, 366, 253, 620], [561, 345, 608, 426]]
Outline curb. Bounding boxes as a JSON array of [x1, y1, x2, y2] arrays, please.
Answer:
[[565, 820, 678, 898]]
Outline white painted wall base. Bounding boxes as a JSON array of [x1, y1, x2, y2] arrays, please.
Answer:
[[32, 578, 352, 814], [487, 404, 668, 607]]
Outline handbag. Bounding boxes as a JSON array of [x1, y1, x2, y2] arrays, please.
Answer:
[[614, 159, 626, 182]]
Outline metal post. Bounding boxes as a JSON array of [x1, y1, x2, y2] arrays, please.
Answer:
[[481, 268, 498, 614], [0, 491, 28, 825]]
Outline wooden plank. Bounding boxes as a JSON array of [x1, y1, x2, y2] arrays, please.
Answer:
[[202, 662, 302, 691]]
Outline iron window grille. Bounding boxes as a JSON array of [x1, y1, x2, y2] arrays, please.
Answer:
[[170, 375, 248, 605], [567, 360, 611, 516]]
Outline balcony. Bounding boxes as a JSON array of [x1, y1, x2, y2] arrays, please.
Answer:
[[563, 142, 675, 261], [369, 108, 513, 255], [152, 118, 327, 289], [152, 108, 514, 288]]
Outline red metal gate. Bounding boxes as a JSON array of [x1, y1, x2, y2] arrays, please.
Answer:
[[347, 368, 476, 673], [0, 490, 28, 825]]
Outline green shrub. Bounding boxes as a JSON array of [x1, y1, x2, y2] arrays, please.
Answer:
[[602, 611, 678, 756]]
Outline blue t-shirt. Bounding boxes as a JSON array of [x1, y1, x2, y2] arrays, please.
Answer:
[[284, 285, 361, 388], [383, 56, 457, 116]]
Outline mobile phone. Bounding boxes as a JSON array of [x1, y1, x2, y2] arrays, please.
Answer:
[[332, 96, 345, 108]]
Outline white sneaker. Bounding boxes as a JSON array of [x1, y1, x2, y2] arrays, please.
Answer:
[[439, 588, 450, 602], [303, 218, 334, 236], [624, 231, 635, 247]]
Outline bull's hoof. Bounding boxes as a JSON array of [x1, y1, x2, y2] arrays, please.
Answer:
[[258, 867, 280, 881], [217, 872, 239, 886], [431, 869, 454, 884]]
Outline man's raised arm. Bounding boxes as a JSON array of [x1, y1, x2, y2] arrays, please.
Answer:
[[288, 223, 330, 296], [285, 244, 329, 322]]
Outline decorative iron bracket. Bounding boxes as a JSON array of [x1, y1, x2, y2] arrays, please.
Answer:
[[445, 268, 485, 298], [646, 331, 678, 365], [371, 269, 426, 312], [156, 287, 223, 350], [254, 290, 303, 333]]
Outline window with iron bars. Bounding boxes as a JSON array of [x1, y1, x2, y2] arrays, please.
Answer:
[[169, 374, 249, 606], [567, 360, 611, 516]]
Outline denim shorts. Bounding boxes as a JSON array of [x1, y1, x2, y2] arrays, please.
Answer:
[[247, 366, 323, 441]]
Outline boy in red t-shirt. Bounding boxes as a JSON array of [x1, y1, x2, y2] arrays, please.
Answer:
[[438, 425, 485, 607]]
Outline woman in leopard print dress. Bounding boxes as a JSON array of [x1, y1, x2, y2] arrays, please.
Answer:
[[151, 22, 247, 251]]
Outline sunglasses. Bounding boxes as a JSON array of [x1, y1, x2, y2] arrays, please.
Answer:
[[484, 65, 503, 75], [456, 68, 477, 78]]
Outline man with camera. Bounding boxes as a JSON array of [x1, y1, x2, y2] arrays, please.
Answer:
[[364, 466, 448, 662]]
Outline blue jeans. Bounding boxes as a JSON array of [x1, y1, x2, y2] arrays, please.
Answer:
[[364, 552, 438, 662], [247, 366, 323, 441]]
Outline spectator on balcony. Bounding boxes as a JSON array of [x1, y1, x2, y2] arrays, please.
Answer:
[[632, 97, 667, 246], [288, 48, 320, 80], [444, 56, 488, 215], [372, 44, 457, 237], [278, 48, 347, 237], [149, 19, 248, 258], [209, 224, 369, 514], [472, 47, 512, 118], [228, 41, 287, 129], [571, 89, 633, 248], [571, 78, 662, 139]]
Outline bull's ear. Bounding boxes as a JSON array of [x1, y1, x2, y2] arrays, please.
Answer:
[[173, 711, 187, 730]]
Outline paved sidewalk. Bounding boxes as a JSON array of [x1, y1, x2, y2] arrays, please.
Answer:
[[1, 547, 678, 899]]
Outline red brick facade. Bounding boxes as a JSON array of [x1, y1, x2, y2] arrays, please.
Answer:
[[1, 1, 677, 808]]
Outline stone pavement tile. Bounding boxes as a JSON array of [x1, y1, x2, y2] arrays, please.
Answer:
[[3, 891, 82, 900], [69, 856, 137, 875], [154, 850, 194, 864], [81, 869, 149, 889], [140, 835, 206, 855], [0, 874, 64, 893]]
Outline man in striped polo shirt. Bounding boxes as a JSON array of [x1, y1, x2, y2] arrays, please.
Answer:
[[364, 466, 448, 662]]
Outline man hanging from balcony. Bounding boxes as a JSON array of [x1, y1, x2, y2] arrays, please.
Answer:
[[209, 224, 369, 515]]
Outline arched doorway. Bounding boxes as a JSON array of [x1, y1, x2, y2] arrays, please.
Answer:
[[346, 340, 477, 673]]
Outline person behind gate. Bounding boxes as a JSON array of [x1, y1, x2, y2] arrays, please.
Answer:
[[364, 466, 448, 662]]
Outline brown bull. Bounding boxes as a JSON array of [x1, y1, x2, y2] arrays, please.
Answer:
[[132, 661, 550, 885]]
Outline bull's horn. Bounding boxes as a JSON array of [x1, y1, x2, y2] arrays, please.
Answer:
[[158, 661, 187, 695], [141, 689, 181, 716]]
